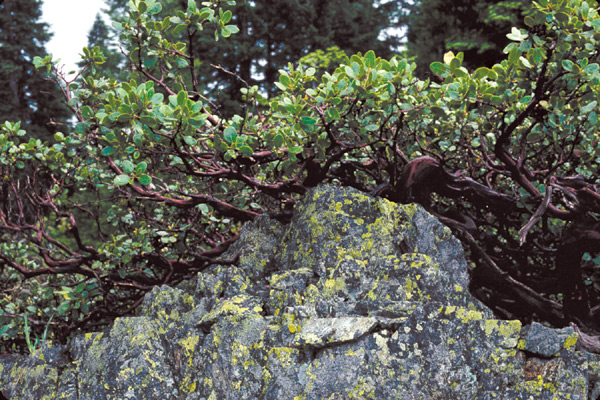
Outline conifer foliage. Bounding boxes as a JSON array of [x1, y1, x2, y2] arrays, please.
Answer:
[[0, 0, 68, 140], [405, 0, 530, 76]]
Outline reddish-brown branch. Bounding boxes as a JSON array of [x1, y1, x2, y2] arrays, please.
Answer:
[[105, 157, 259, 221]]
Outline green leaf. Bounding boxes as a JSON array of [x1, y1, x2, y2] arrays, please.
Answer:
[[582, 2, 590, 18], [555, 12, 569, 23], [101, 147, 115, 156], [239, 145, 253, 156], [140, 115, 155, 126], [138, 1, 147, 13], [527, 131, 543, 142], [114, 175, 130, 186], [364, 124, 379, 132], [33, 56, 44, 68], [301, 116, 317, 126], [273, 134, 284, 148], [117, 113, 131, 123], [279, 74, 291, 87], [147, 2, 162, 14], [344, 65, 356, 79], [177, 90, 187, 107], [122, 160, 135, 173], [274, 82, 287, 91], [54, 132, 65, 142], [449, 57, 461, 71], [221, 26, 232, 38], [430, 62, 449, 76], [288, 146, 303, 154], [562, 60, 574, 71], [583, 63, 600, 74], [364, 50, 375, 68], [135, 161, 148, 174], [581, 101, 598, 113], [183, 136, 196, 146], [326, 107, 340, 121], [151, 93, 164, 105], [472, 67, 497, 80], [81, 106, 94, 119], [221, 9, 233, 23], [223, 126, 237, 143], [174, 58, 189, 68], [138, 175, 152, 185], [491, 95, 503, 105], [225, 25, 239, 35], [524, 16, 535, 27], [351, 62, 360, 77], [76, 122, 89, 134], [118, 104, 132, 115], [508, 48, 520, 64]]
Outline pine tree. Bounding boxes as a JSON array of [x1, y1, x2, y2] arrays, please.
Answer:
[[78, 13, 126, 80], [0, 0, 69, 139], [404, 0, 529, 77]]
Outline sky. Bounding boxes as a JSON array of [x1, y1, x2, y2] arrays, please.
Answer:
[[40, 0, 106, 73]]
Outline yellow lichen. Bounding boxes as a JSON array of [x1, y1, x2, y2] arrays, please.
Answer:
[[563, 332, 578, 350]]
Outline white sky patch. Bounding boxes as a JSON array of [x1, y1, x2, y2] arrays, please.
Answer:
[[375, 0, 408, 52], [41, 0, 106, 73]]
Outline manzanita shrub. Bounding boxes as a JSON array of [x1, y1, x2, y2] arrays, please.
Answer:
[[2, 0, 600, 352]]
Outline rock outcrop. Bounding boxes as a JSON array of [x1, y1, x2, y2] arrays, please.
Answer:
[[1, 185, 599, 399]]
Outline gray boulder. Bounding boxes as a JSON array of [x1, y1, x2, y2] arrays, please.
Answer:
[[1, 185, 599, 399]]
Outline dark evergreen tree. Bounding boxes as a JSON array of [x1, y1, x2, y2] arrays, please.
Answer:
[[78, 13, 126, 80], [0, 0, 69, 139], [404, 0, 529, 77]]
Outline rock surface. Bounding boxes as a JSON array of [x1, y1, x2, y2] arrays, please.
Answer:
[[1, 185, 599, 399]]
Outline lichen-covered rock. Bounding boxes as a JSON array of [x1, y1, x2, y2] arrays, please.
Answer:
[[1, 185, 599, 399]]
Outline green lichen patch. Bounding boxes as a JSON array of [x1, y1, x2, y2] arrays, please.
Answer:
[[3, 361, 59, 400], [197, 294, 263, 328], [141, 285, 196, 335], [480, 319, 522, 349], [75, 316, 180, 398]]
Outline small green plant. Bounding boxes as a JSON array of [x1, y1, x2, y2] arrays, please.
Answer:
[[23, 314, 54, 355]]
